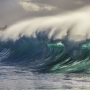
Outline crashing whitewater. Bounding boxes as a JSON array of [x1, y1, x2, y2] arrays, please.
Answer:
[[0, 6, 90, 73]]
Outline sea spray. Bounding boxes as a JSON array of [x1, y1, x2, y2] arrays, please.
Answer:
[[0, 6, 90, 73]]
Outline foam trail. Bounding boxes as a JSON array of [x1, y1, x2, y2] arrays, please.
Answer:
[[0, 6, 90, 52]]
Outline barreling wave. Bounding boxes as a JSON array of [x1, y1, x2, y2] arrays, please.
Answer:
[[0, 6, 90, 73]]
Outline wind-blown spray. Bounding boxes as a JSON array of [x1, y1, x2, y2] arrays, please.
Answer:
[[0, 7, 90, 73]]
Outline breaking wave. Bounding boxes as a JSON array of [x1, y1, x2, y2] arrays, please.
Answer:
[[0, 6, 90, 73]]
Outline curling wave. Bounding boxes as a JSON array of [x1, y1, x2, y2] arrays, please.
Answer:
[[0, 6, 90, 73]]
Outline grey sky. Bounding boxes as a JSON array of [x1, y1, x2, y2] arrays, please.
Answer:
[[0, 0, 90, 26]]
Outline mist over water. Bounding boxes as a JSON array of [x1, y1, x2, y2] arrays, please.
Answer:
[[1, 6, 90, 51], [0, 6, 90, 90]]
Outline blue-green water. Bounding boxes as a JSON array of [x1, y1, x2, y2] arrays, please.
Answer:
[[0, 38, 90, 90], [0, 8, 90, 89], [0, 37, 90, 73]]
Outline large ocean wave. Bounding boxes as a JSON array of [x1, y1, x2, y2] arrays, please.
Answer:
[[0, 7, 90, 73]]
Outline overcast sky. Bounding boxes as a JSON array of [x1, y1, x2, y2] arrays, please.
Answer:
[[0, 0, 90, 26]]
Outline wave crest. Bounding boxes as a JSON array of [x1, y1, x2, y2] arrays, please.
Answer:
[[0, 7, 90, 73]]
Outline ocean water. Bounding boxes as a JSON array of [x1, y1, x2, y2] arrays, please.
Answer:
[[0, 64, 90, 90], [0, 7, 90, 90]]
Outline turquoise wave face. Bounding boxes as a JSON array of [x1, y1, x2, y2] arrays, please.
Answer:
[[0, 37, 90, 73]]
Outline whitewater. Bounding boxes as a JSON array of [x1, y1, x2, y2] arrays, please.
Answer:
[[0, 6, 90, 90]]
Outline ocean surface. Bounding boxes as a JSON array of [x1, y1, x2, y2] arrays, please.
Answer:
[[0, 7, 90, 90], [0, 64, 90, 90]]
